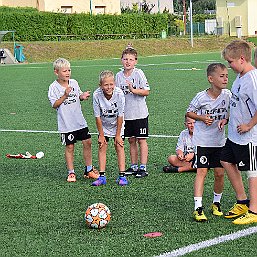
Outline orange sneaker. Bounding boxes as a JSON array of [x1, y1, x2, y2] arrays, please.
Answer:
[[84, 167, 99, 179], [67, 173, 76, 182]]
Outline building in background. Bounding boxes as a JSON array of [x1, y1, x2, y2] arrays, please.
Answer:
[[121, 0, 174, 13], [216, 0, 257, 37], [0, 0, 121, 14]]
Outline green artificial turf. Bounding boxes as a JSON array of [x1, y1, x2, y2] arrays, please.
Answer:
[[1, 52, 257, 257]]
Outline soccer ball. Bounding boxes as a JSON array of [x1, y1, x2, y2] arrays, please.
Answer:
[[85, 203, 111, 229]]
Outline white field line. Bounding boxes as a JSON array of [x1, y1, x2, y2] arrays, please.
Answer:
[[0, 129, 178, 138], [156, 226, 257, 257]]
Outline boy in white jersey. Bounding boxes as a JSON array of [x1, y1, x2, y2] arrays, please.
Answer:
[[186, 63, 231, 222], [116, 45, 150, 178], [48, 58, 99, 183], [163, 116, 196, 173], [220, 40, 257, 225], [92, 70, 128, 186]]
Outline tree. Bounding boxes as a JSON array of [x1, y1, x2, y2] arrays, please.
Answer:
[[174, 0, 216, 14]]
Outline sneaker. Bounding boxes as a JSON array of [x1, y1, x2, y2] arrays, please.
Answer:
[[232, 211, 257, 225], [193, 207, 207, 222], [84, 167, 99, 179], [211, 202, 223, 216], [163, 165, 178, 173], [116, 176, 129, 186], [67, 173, 76, 182], [91, 176, 106, 186], [124, 167, 136, 176], [224, 203, 249, 219], [135, 169, 148, 178]]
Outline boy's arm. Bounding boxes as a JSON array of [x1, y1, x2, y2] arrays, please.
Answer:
[[52, 87, 72, 109], [127, 81, 150, 96], [115, 116, 124, 147], [95, 117, 107, 148], [79, 90, 90, 101], [237, 111, 257, 134], [186, 111, 213, 126]]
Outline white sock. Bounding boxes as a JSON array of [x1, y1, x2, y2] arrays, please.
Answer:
[[213, 192, 222, 203], [194, 197, 202, 210], [68, 169, 75, 175]]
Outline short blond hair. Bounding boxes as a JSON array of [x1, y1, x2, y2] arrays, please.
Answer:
[[53, 58, 70, 70], [99, 70, 114, 84], [222, 40, 252, 62]]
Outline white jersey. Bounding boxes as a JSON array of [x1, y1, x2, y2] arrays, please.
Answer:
[[93, 86, 125, 137], [115, 67, 150, 120], [48, 79, 87, 133], [228, 69, 257, 145], [187, 89, 231, 147], [176, 129, 195, 155]]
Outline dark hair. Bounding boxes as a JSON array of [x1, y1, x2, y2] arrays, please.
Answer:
[[121, 45, 138, 59], [207, 63, 227, 76]]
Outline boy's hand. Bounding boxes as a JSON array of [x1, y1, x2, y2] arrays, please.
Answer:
[[177, 150, 185, 161], [203, 115, 214, 126], [218, 119, 228, 131], [237, 124, 251, 134], [98, 135, 107, 148], [65, 87, 72, 97], [114, 136, 124, 147], [184, 153, 194, 162], [80, 91, 90, 100], [126, 80, 134, 93]]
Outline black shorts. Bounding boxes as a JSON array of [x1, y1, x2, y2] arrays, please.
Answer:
[[124, 117, 149, 138], [220, 138, 257, 171], [61, 127, 91, 145], [195, 146, 223, 168]]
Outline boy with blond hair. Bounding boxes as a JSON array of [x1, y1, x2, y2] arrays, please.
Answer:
[[116, 45, 150, 178], [220, 40, 257, 225], [187, 63, 231, 222], [92, 70, 128, 186], [48, 58, 98, 182]]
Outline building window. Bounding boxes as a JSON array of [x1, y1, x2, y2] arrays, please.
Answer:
[[95, 6, 106, 14], [61, 6, 73, 14]]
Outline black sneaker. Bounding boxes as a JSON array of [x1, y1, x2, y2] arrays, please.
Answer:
[[135, 169, 148, 178], [162, 165, 178, 173], [124, 167, 136, 176]]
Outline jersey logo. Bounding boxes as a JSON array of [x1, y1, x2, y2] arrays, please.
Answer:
[[200, 156, 208, 164], [68, 134, 74, 142], [238, 161, 245, 167]]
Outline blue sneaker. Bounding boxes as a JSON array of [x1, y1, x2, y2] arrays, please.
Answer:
[[91, 176, 107, 186], [116, 176, 128, 186]]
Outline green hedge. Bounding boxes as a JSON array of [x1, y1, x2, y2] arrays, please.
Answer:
[[0, 8, 215, 41], [0, 11, 169, 41]]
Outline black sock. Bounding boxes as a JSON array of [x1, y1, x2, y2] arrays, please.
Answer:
[[99, 172, 105, 177], [248, 210, 257, 215], [119, 172, 125, 177], [237, 199, 250, 206]]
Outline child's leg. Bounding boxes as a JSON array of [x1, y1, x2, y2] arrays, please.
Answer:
[[213, 167, 225, 194], [167, 155, 196, 172], [115, 142, 126, 172], [249, 177, 257, 213], [137, 138, 148, 166], [65, 144, 75, 172], [194, 168, 208, 208], [98, 142, 108, 172], [221, 161, 247, 200], [128, 137, 138, 164], [82, 138, 92, 166]]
